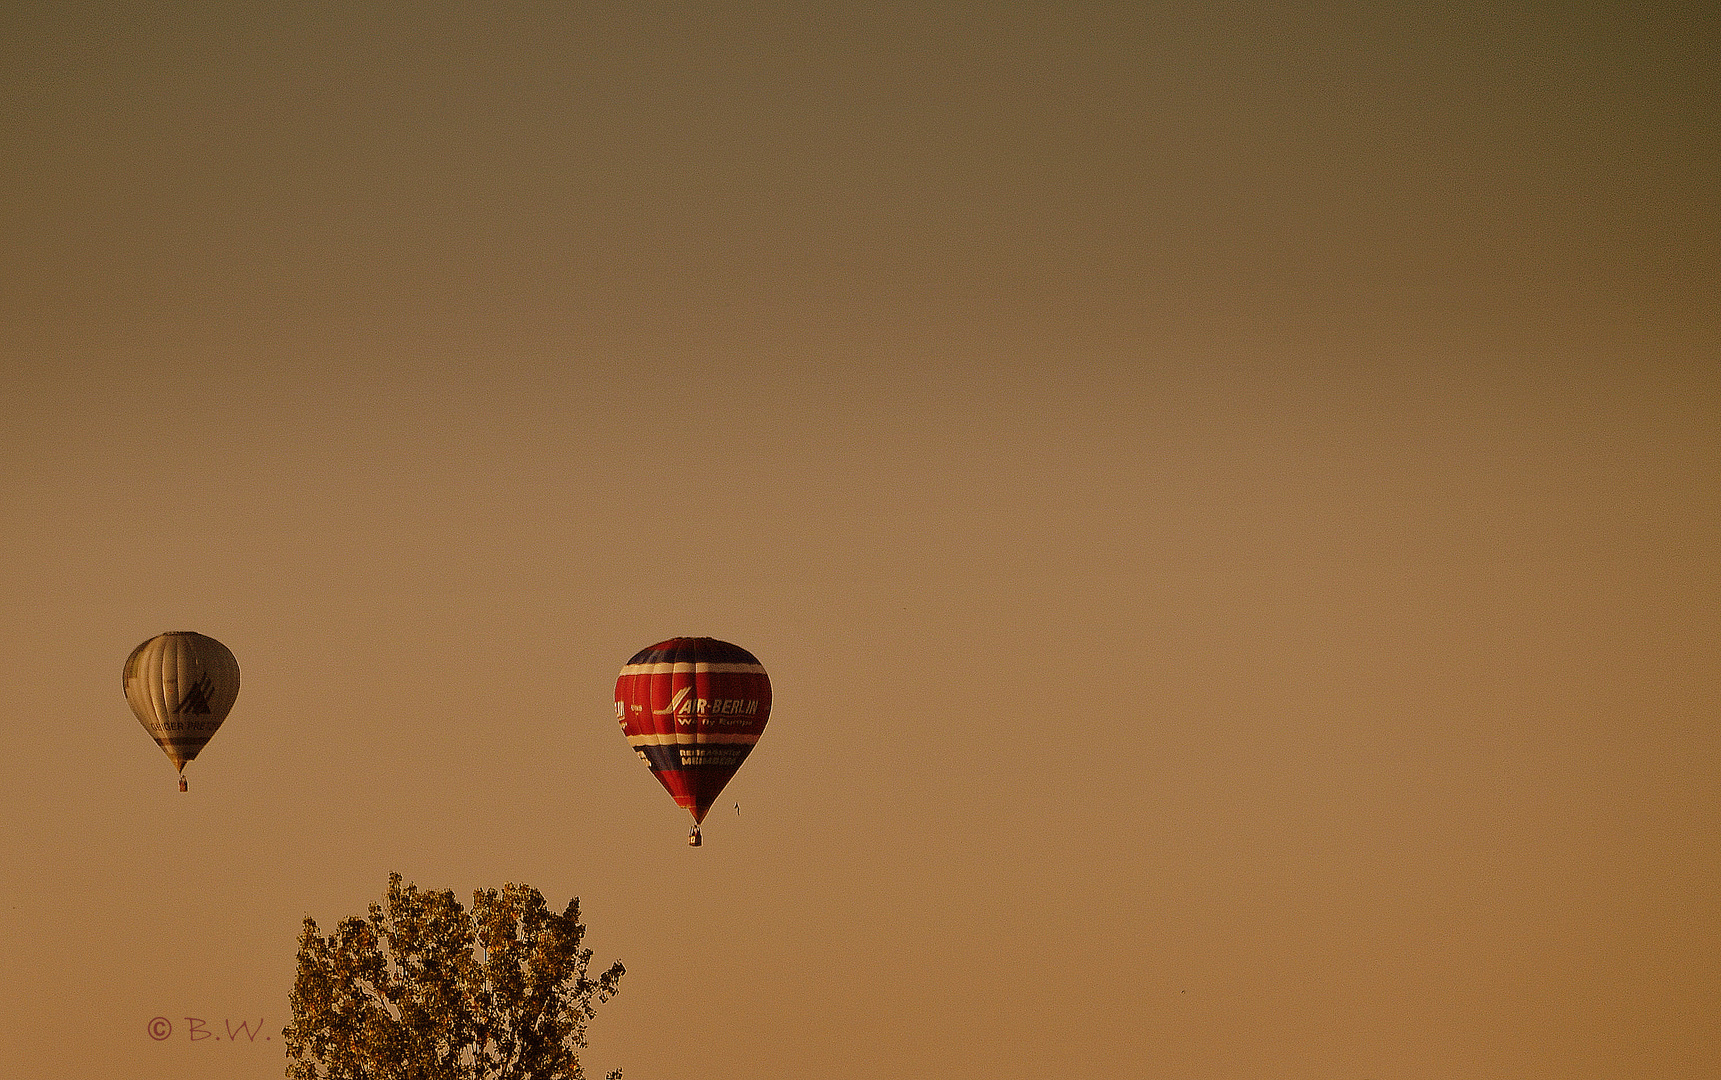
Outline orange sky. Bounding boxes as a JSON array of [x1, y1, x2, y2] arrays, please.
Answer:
[[2, 3, 1716, 1078]]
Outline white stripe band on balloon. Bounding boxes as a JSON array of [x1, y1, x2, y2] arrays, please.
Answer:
[[617, 662, 768, 676], [626, 732, 761, 746]]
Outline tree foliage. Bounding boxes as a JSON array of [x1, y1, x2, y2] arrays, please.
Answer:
[[285, 873, 624, 1080]]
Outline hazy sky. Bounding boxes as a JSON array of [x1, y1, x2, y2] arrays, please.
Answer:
[[2, 3, 1716, 1078]]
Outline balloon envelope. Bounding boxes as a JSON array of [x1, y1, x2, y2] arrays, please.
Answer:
[[124, 631, 240, 774], [614, 637, 771, 825]]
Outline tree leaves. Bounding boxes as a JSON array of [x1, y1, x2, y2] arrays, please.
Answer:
[[285, 873, 624, 1080]]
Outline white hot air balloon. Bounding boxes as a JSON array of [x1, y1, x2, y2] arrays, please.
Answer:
[[123, 631, 240, 791]]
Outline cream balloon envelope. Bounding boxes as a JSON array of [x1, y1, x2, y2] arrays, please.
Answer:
[[123, 631, 240, 791]]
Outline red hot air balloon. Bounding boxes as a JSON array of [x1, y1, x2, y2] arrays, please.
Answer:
[[614, 637, 771, 845]]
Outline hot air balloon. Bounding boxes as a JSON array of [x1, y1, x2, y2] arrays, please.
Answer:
[[614, 637, 770, 845], [124, 631, 240, 791]]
